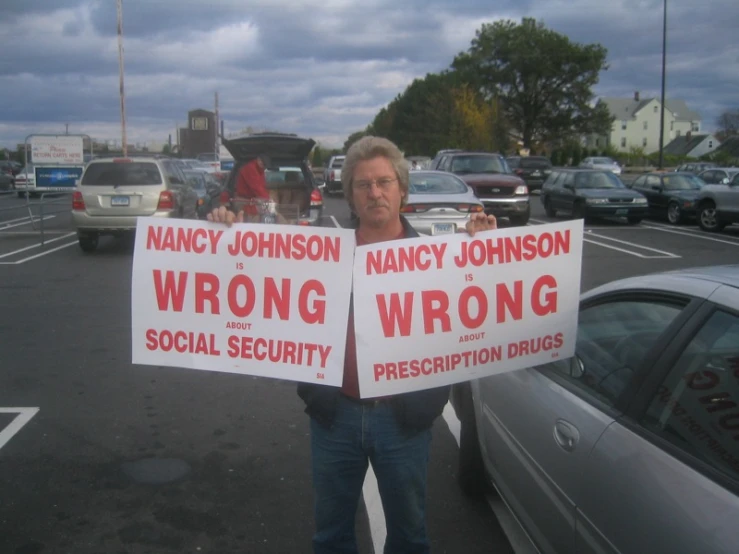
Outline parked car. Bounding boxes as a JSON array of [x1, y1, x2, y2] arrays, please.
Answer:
[[694, 168, 739, 232], [72, 156, 195, 252], [541, 168, 647, 223], [323, 155, 345, 195], [675, 162, 717, 175], [579, 156, 622, 175], [506, 155, 553, 191], [451, 264, 739, 554], [182, 170, 224, 219], [400, 170, 483, 235], [13, 164, 36, 196], [629, 171, 705, 224], [219, 132, 324, 226], [432, 151, 530, 226]]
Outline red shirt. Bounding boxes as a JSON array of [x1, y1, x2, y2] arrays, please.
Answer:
[[234, 159, 270, 214], [341, 228, 406, 399]]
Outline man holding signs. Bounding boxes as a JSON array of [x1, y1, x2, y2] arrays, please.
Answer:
[[209, 136, 495, 554]]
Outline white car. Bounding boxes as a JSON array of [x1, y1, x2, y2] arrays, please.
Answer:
[[580, 157, 622, 175]]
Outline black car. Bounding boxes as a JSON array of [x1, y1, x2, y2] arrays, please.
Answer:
[[506, 156, 552, 191], [629, 172, 704, 224], [541, 169, 648, 224], [220, 132, 324, 226]]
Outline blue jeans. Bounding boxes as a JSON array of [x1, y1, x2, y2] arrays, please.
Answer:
[[310, 395, 432, 554]]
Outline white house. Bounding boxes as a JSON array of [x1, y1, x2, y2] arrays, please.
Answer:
[[585, 92, 701, 154]]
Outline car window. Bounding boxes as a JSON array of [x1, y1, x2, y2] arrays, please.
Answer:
[[545, 300, 685, 406], [409, 174, 468, 194], [450, 155, 507, 174], [162, 161, 185, 185], [642, 309, 739, 481], [520, 157, 552, 169], [81, 162, 163, 186], [183, 171, 206, 190], [663, 174, 703, 190], [732, 174, 739, 186], [645, 175, 661, 188], [507, 158, 520, 169], [330, 158, 344, 169], [632, 175, 647, 188], [562, 172, 575, 188], [575, 172, 623, 189], [542, 171, 560, 188]]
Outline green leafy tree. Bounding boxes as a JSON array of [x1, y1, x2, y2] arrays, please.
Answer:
[[452, 18, 613, 148], [343, 130, 370, 153], [716, 109, 739, 141]]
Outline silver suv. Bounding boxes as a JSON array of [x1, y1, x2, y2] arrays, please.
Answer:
[[72, 156, 198, 252], [695, 168, 739, 232]]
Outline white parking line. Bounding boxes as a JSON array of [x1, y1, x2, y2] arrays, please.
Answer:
[[529, 218, 680, 258], [442, 404, 537, 554], [642, 223, 739, 247], [0, 232, 76, 260], [0, 240, 77, 265], [329, 215, 342, 228], [0, 215, 55, 231], [0, 407, 39, 451]]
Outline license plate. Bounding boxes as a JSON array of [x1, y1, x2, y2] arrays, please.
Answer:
[[432, 223, 455, 235], [615, 208, 628, 216], [111, 196, 130, 206]]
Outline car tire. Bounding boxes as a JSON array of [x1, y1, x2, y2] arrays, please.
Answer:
[[627, 216, 642, 225], [572, 201, 586, 220], [543, 197, 556, 218], [698, 203, 725, 232], [453, 383, 492, 498], [78, 234, 98, 253], [509, 211, 530, 226], [667, 202, 683, 225]]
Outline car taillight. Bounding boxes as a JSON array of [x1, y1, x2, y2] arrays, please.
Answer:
[[458, 204, 483, 212], [401, 204, 429, 213], [157, 191, 175, 210], [72, 191, 85, 211], [310, 188, 323, 207]]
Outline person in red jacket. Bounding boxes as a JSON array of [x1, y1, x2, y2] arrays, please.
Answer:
[[228, 154, 271, 218]]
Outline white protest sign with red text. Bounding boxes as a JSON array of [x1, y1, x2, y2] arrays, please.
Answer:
[[352, 220, 584, 398], [131, 218, 355, 385]]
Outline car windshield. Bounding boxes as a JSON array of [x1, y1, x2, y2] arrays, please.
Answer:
[[575, 172, 624, 189], [81, 162, 163, 186], [663, 174, 703, 190], [520, 157, 552, 169], [592, 157, 616, 165], [451, 155, 508, 174], [183, 171, 206, 190], [409, 174, 468, 194]]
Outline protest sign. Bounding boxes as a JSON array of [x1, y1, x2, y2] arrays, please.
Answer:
[[353, 220, 584, 398], [131, 218, 355, 385]]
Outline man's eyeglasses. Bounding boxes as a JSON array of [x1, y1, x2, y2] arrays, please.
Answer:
[[354, 177, 398, 191]]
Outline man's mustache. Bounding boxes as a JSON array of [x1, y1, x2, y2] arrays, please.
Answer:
[[366, 202, 389, 209]]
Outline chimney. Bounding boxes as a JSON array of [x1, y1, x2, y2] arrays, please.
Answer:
[[634, 91, 640, 102]]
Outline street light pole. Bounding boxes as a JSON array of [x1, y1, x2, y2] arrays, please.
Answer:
[[117, 0, 128, 157], [658, 0, 667, 169]]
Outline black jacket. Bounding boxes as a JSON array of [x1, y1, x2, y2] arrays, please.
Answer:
[[297, 216, 451, 433]]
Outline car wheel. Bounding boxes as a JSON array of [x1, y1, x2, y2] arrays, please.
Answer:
[[543, 197, 556, 218], [456, 384, 491, 498], [627, 216, 642, 224], [698, 203, 725, 232], [667, 202, 683, 225], [572, 201, 586, 220], [78, 233, 98, 253]]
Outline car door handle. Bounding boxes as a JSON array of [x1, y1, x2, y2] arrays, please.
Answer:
[[553, 419, 580, 452]]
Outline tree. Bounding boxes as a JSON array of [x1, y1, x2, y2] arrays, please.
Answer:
[[162, 144, 172, 155], [452, 18, 613, 148], [716, 110, 739, 140], [343, 130, 370, 153]]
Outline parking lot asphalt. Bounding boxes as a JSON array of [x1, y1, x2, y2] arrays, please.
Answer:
[[1, 189, 739, 554]]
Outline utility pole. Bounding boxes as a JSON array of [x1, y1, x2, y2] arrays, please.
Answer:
[[214, 91, 220, 162], [658, 0, 667, 169], [117, 0, 128, 157]]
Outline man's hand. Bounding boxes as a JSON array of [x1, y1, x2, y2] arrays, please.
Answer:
[[465, 212, 497, 237], [207, 205, 244, 227]]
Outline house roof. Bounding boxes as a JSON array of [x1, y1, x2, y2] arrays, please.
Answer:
[[599, 97, 700, 122], [714, 136, 739, 158], [663, 134, 710, 156]]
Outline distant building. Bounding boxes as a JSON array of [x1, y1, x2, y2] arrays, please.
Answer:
[[663, 133, 720, 159], [585, 92, 702, 154], [179, 109, 218, 159]]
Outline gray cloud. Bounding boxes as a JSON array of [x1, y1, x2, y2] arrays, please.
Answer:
[[0, 0, 736, 150]]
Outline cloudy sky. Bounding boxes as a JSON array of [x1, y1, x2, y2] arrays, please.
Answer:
[[1, 0, 737, 151]]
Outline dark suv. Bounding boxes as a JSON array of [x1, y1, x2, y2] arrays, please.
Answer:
[[506, 156, 553, 191], [432, 151, 530, 225]]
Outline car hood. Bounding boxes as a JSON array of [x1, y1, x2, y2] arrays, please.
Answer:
[[577, 188, 643, 199], [222, 134, 316, 163], [457, 173, 523, 186]]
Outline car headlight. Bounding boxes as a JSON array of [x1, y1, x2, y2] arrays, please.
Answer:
[[633, 197, 648, 204], [585, 198, 608, 204], [514, 184, 528, 195]]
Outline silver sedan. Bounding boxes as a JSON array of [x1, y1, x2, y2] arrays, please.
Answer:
[[401, 170, 483, 235]]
